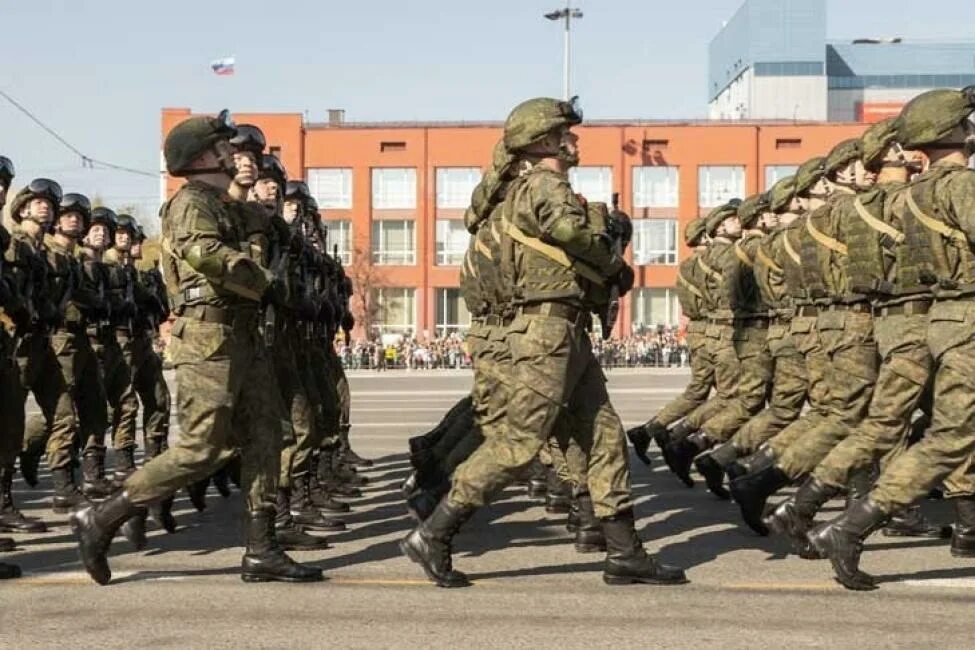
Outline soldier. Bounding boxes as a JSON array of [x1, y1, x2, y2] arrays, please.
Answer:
[[730, 139, 881, 535], [70, 110, 322, 585], [626, 217, 712, 466], [809, 87, 975, 590], [694, 177, 808, 494], [400, 97, 686, 588]]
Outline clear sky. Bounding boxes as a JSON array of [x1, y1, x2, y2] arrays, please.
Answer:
[[2, 0, 972, 233]]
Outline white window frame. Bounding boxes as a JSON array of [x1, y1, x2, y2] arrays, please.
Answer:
[[569, 166, 613, 205], [372, 167, 417, 209], [435, 288, 472, 336], [632, 166, 679, 208], [375, 287, 417, 335], [307, 168, 353, 209], [436, 167, 482, 209], [371, 219, 416, 265], [764, 165, 798, 191], [631, 288, 682, 329], [698, 165, 745, 207], [325, 220, 353, 265], [435, 219, 469, 266], [632, 219, 678, 266]]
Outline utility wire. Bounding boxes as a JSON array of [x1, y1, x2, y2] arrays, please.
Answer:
[[0, 88, 160, 178]]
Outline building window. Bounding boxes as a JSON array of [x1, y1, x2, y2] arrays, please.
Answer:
[[699, 166, 745, 207], [436, 168, 482, 209], [307, 168, 352, 209], [631, 288, 681, 329], [325, 220, 353, 265], [569, 166, 613, 205], [632, 166, 679, 208], [374, 288, 416, 335], [435, 288, 471, 336], [372, 168, 416, 209], [764, 165, 798, 191], [371, 220, 416, 265], [435, 219, 468, 266], [632, 219, 678, 265]]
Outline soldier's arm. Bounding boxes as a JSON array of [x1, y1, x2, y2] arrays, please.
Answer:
[[172, 198, 269, 301], [946, 171, 975, 241], [533, 174, 622, 277]]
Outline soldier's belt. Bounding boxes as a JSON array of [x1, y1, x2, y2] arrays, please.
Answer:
[[873, 299, 931, 318], [796, 305, 821, 317], [709, 316, 769, 328], [823, 301, 870, 313], [520, 302, 588, 326], [181, 304, 257, 326]]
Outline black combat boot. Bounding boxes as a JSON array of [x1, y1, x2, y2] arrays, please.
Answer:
[[600, 509, 688, 586], [289, 479, 346, 532], [658, 421, 694, 474], [726, 444, 775, 482], [401, 471, 419, 498], [307, 460, 350, 513], [0, 537, 14, 552], [545, 470, 572, 514], [407, 487, 442, 522], [400, 498, 474, 588], [664, 431, 712, 488], [212, 466, 232, 498], [574, 494, 606, 554], [0, 560, 21, 579], [186, 478, 209, 512], [0, 466, 47, 533], [52, 467, 90, 513], [950, 496, 975, 558], [81, 451, 114, 500], [764, 476, 840, 558], [693, 441, 740, 500], [807, 497, 889, 591], [341, 426, 373, 468], [111, 447, 137, 487], [729, 463, 790, 536], [627, 420, 667, 467], [882, 505, 951, 539], [525, 458, 548, 500], [275, 489, 330, 551], [566, 499, 581, 533], [142, 439, 176, 533], [319, 449, 362, 498], [241, 507, 324, 583], [69, 490, 143, 585], [18, 436, 46, 488]]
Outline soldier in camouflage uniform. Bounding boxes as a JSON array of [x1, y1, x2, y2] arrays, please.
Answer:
[[810, 88, 975, 590], [626, 217, 713, 466], [694, 177, 808, 495], [401, 97, 686, 588], [70, 111, 322, 585], [730, 140, 881, 535]]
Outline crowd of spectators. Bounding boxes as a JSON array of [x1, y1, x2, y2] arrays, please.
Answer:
[[336, 325, 689, 371]]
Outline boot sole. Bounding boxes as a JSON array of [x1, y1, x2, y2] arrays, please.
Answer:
[[0, 524, 48, 534], [575, 543, 607, 554], [950, 547, 975, 558], [882, 528, 952, 539], [603, 574, 689, 586], [240, 573, 323, 583], [399, 539, 470, 588]]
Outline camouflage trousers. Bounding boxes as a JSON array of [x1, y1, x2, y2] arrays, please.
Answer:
[[22, 328, 107, 471], [654, 322, 713, 427], [731, 320, 807, 453], [277, 322, 320, 488], [450, 314, 631, 518], [334, 352, 354, 452], [319, 345, 344, 451], [773, 309, 877, 479], [124, 314, 280, 511], [685, 322, 771, 442], [90, 331, 132, 452], [115, 331, 171, 447], [871, 300, 975, 512]]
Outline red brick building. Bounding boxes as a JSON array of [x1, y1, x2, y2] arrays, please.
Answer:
[[161, 108, 865, 339]]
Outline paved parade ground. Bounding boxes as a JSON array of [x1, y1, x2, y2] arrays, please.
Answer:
[[2, 369, 973, 648]]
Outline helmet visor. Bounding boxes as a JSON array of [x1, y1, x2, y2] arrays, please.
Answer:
[[561, 96, 583, 124], [28, 178, 63, 204]]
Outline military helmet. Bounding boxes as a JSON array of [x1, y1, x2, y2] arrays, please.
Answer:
[[794, 157, 825, 196], [90, 206, 119, 239], [229, 124, 267, 156], [895, 86, 975, 149], [704, 199, 741, 236], [0, 155, 14, 188], [683, 217, 707, 246], [503, 96, 583, 152], [115, 213, 139, 237], [8, 178, 63, 222], [737, 193, 770, 229], [59, 193, 92, 231], [164, 109, 237, 177], [284, 180, 311, 202], [768, 176, 796, 213], [824, 138, 861, 177], [305, 196, 321, 220], [258, 154, 287, 188], [134, 223, 147, 243], [860, 118, 900, 170]]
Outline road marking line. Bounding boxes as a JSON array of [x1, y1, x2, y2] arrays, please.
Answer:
[[723, 581, 840, 592], [329, 577, 436, 587], [902, 578, 975, 589]]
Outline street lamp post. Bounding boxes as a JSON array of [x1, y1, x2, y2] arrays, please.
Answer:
[[544, 5, 583, 100]]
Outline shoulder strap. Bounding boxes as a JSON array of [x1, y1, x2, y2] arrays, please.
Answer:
[[696, 256, 724, 281], [906, 188, 968, 245], [782, 229, 802, 265], [677, 270, 704, 299], [503, 220, 605, 286], [755, 244, 783, 274], [734, 240, 754, 268], [853, 196, 904, 244], [474, 236, 494, 261], [806, 216, 848, 256]]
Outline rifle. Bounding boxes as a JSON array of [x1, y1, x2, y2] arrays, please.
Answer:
[[600, 193, 624, 340], [333, 244, 352, 345], [263, 230, 293, 348]]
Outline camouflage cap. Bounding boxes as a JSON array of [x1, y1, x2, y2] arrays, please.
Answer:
[[503, 96, 583, 152], [824, 138, 861, 176], [794, 157, 825, 196], [768, 176, 796, 213], [164, 109, 237, 177], [704, 200, 741, 236], [737, 193, 770, 229], [684, 218, 707, 246], [860, 118, 899, 170], [895, 87, 975, 149]]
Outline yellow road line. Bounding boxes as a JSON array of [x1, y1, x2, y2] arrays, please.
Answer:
[[724, 581, 839, 592]]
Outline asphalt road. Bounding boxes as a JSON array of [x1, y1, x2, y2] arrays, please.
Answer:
[[1, 369, 973, 648]]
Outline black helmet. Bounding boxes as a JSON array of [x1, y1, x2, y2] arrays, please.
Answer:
[[305, 196, 321, 220], [9, 178, 63, 223], [115, 213, 139, 237], [134, 223, 147, 243], [59, 193, 93, 232], [0, 155, 14, 188], [229, 124, 267, 156], [90, 206, 119, 239], [258, 154, 287, 188], [284, 180, 312, 201]]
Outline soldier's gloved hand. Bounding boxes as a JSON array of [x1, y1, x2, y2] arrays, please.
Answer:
[[616, 263, 635, 297], [342, 312, 355, 332], [262, 272, 289, 307]]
